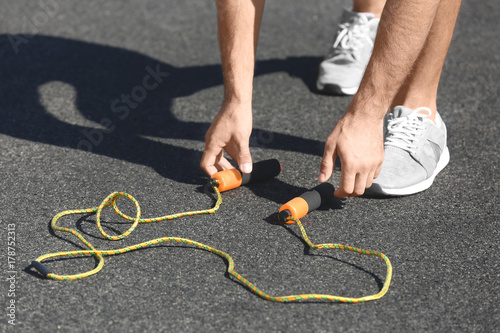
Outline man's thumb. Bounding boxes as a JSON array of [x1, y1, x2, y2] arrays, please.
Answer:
[[238, 147, 253, 174]]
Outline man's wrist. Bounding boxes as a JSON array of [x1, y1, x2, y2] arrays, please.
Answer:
[[349, 60, 395, 118], [220, 96, 253, 113], [346, 89, 390, 122], [222, 91, 253, 108]]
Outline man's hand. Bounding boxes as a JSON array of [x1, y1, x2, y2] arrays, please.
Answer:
[[316, 0, 447, 198], [200, 102, 253, 176], [319, 113, 384, 198], [200, 0, 265, 176]]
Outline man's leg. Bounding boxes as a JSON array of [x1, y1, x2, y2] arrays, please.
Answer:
[[369, 0, 462, 196], [391, 0, 462, 121], [353, 0, 385, 18]]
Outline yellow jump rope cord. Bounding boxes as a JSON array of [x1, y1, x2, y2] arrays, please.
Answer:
[[33, 181, 392, 303]]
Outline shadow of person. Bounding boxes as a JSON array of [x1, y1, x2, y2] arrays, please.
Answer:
[[0, 35, 325, 184]]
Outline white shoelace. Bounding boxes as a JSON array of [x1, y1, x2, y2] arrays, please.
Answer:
[[331, 15, 372, 60], [385, 107, 433, 154]]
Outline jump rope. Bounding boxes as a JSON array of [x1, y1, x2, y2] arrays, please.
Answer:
[[32, 159, 392, 303]]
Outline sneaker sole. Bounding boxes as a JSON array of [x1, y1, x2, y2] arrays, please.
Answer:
[[316, 82, 358, 96], [369, 146, 450, 196]]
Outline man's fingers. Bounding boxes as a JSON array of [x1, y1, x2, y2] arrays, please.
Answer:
[[365, 170, 376, 189], [337, 168, 379, 197], [201, 151, 235, 176], [236, 142, 253, 174], [350, 173, 367, 197], [224, 140, 253, 174], [200, 155, 219, 177], [334, 166, 355, 198], [319, 144, 336, 183], [215, 151, 235, 171], [374, 162, 383, 179], [200, 147, 225, 176]]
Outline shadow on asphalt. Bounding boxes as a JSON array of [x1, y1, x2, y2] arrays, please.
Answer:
[[0, 35, 325, 185]]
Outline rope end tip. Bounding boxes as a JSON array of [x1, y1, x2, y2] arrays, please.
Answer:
[[277, 209, 294, 225], [31, 261, 51, 278]]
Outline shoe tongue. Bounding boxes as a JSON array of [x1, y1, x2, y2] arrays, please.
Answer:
[[393, 106, 414, 118]]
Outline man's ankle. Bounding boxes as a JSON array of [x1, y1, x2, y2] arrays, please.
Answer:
[[390, 102, 438, 123], [352, 4, 385, 18]]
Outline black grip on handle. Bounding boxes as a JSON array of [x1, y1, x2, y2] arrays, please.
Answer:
[[240, 159, 282, 185], [277, 183, 335, 224], [300, 183, 335, 213], [32, 261, 51, 278]]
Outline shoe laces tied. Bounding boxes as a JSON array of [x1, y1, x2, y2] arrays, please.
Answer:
[[385, 107, 432, 154], [330, 15, 371, 60]]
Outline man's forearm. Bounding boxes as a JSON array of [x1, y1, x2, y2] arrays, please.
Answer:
[[216, 0, 266, 105], [350, 0, 442, 118]]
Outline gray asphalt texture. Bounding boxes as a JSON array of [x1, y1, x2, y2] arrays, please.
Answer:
[[1, 1, 499, 332]]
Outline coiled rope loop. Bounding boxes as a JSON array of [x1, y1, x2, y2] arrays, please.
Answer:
[[32, 181, 392, 303]]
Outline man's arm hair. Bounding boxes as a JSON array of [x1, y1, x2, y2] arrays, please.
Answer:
[[216, 0, 266, 105], [349, 0, 442, 119]]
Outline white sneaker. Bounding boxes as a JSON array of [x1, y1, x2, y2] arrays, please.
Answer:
[[369, 106, 450, 196], [316, 9, 379, 95]]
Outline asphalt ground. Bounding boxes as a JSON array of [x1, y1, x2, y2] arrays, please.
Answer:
[[0, 0, 498, 332]]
